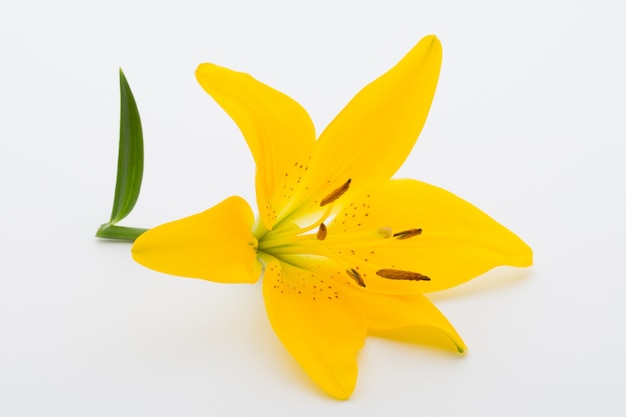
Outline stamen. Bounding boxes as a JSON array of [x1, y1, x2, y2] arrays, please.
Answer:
[[346, 268, 366, 287], [376, 269, 430, 281], [320, 179, 352, 206], [316, 223, 327, 240], [377, 227, 393, 238], [393, 228, 422, 240]]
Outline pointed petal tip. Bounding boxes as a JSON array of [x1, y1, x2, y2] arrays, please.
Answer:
[[328, 386, 355, 401], [318, 375, 357, 400], [448, 328, 467, 354], [401, 34, 442, 67], [423, 33, 440, 45], [195, 63, 248, 87], [295, 354, 358, 401], [195, 63, 225, 83], [522, 245, 534, 267], [508, 235, 534, 268], [195, 62, 210, 77], [418, 34, 442, 53]]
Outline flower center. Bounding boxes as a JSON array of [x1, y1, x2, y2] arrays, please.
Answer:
[[255, 178, 430, 288]]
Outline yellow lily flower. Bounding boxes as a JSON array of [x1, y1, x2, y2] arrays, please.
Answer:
[[132, 35, 532, 399]]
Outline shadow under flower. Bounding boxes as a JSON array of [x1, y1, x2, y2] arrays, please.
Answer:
[[427, 266, 533, 302]]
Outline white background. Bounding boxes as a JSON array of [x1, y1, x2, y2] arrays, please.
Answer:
[[1, 0, 625, 415]]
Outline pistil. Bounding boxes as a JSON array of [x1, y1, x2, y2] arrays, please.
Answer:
[[258, 205, 333, 251]]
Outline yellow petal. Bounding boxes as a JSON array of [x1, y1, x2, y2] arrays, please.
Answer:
[[273, 255, 464, 351], [132, 196, 262, 283], [195, 64, 316, 230], [346, 288, 467, 353], [326, 179, 533, 294], [298, 35, 442, 210], [262, 259, 366, 399]]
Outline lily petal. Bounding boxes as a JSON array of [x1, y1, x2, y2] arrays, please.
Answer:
[[132, 196, 262, 283], [300, 35, 442, 209], [346, 288, 467, 353], [262, 259, 366, 399], [326, 179, 533, 294], [274, 254, 465, 352], [195, 64, 316, 230]]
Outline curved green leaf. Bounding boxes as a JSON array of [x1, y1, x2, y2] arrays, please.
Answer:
[[110, 68, 144, 223], [96, 68, 146, 242]]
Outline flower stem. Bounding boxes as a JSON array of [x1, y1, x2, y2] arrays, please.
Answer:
[[96, 224, 148, 242]]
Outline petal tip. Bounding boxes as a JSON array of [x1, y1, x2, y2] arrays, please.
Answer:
[[512, 238, 534, 268], [423, 33, 440, 44], [322, 373, 358, 400], [195, 63, 220, 84], [419, 34, 442, 53]]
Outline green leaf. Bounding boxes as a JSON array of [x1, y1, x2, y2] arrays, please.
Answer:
[[96, 68, 146, 242], [110, 68, 144, 223]]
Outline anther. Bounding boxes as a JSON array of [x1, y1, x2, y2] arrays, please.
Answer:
[[346, 268, 366, 287], [320, 179, 352, 206], [376, 269, 430, 281], [393, 228, 422, 240], [316, 223, 327, 240]]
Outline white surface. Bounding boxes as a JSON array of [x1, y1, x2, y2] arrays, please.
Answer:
[[1, 0, 625, 415]]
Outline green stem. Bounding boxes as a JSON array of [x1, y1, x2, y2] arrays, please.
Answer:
[[96, 224, 148, 242]]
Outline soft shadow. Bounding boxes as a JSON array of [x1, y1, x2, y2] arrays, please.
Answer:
[[93, 238, 134, 246], [427, 267, 533, 302]]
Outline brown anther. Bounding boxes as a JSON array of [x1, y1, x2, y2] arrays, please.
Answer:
[[346, 268, 366, 287], [316, 223, 327, 240], [393, 228, 423, 240], [376, 269, 430, 281], [320, 179, 352, 206]]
